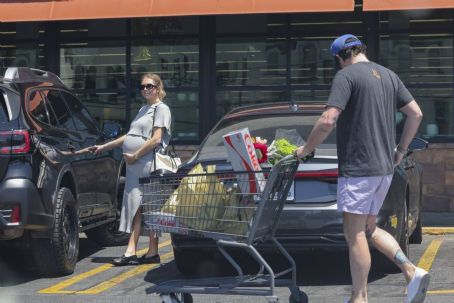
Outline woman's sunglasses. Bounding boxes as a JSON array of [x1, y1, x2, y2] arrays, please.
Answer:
[[139, 83, 158, 91]]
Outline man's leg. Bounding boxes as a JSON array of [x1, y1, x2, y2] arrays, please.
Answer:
[[365, 215, 415, 282], [343, 212, 370, 303], [366, 215, 430, 303]]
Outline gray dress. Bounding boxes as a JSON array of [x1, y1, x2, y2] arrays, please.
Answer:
[[119, 102, 171, 233]]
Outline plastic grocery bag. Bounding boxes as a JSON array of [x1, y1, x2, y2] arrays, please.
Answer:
[[161, 164, 227, 232], [215, 184, 255, 237]]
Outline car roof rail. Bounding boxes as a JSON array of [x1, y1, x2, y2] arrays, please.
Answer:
[[3, 67, 65, 85]]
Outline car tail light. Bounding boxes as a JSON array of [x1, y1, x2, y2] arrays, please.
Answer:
[[0, 130, 31, 154], [295, 168, 339, 180], [11, 205, 21, 223]]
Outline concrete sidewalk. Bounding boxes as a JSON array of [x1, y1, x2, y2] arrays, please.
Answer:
[[422, 211, 454, 235]]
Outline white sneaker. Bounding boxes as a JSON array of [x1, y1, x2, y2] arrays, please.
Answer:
[[343, 299, 350, 303], [406, 267, 430, 303]]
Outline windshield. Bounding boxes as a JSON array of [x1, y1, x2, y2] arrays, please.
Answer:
[[198, 114, 337, 161]]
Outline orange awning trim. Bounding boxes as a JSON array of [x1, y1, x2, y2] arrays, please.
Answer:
[[364, 0, 454, 11], [0, 0, 354, 22]]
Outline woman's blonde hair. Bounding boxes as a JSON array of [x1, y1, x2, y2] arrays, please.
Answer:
[[141, 73, 166, 100]]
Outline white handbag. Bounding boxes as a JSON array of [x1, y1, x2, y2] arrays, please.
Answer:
[[151, 104, 181, 175], [154, 150, 181, 174]]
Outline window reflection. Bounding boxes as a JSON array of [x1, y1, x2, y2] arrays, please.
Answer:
[[380, 11, 454, 139], [59, 43, 126, 90], [216, 40, 287, 86], [131, 40, 199, 88], [73, 92, 127, 130]]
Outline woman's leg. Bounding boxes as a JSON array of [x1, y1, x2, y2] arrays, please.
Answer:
[[124, 207, 142, 256], [145, 232, 159, 257]]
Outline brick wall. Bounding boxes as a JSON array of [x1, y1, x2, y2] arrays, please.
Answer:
[[412, 143, 454, 212]]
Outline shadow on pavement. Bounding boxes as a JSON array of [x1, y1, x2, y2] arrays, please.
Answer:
[[142, 250, 389, 290], [0, 237, 107, 285]]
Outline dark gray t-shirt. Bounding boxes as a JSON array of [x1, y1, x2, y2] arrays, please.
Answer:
[[327, 61, 413, 177]]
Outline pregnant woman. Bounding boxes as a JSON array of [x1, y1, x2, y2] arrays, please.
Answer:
[[91, 73, 171, 266]]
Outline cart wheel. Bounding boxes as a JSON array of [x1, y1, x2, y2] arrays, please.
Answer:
[[289, 291, 308, 303], [167, 293, 193, 303]]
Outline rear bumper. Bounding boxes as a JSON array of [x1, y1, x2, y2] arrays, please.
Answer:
[[171, 206, 397, 253], [0, 178, 53, 240], [171, 233, 349, 254]]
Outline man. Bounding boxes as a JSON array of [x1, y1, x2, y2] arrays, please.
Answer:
[[295, 34, 428, 303]]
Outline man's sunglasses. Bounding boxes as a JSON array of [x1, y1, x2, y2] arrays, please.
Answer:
[[139, 83, 158, 90]]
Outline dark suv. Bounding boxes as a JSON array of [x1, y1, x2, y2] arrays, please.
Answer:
[[0, 67, 128, 276]]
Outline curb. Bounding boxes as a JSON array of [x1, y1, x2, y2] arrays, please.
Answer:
[[422, 227, 454, 235]]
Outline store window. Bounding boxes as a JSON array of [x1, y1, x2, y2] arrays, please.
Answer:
[[216, 34, 287, 118], [289, 12, 365, 102], [0, 22, 46, 74], [131, 17, 198, 36], [58, 20, 127, 129], [131, 37, 199, 141], [379, 10, 454, 141]]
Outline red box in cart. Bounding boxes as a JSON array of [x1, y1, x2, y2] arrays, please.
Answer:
[[223, 128, 265, 194]]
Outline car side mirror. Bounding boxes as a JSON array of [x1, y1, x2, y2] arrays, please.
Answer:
[[407, 137, 428, 155], [102, 121, 121, 139]]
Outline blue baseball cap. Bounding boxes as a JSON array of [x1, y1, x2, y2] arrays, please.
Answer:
[[330, 34, 363, 57]]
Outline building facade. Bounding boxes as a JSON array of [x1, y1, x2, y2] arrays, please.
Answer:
[[1, 1, 453, 210]]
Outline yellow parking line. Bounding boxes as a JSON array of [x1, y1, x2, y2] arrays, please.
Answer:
[[39, 239, 172, 294], [77, 251, 174, 295], [423, 227, 454, 235], [428, 289, 454, 294], [417, 237, 443, 272], [39, 264, 113, 294]]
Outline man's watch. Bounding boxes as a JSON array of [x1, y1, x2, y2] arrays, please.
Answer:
[[396, 145, 408, 156]]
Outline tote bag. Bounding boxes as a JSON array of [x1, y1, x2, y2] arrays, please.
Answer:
[[151, 104, 181, 176], [154, 150, 181, 174]]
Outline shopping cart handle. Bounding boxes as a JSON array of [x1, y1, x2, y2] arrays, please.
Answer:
[[290, 149, 315, 163]]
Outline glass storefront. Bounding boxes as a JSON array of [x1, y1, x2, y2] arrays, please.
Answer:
[[379, 10, 454, 141], [1, 10, 454, 143]]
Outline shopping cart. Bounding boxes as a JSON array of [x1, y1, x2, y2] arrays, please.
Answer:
[[140, 154, 308, 303]]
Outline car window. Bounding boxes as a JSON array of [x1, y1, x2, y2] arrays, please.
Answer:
[[60, 91, 99, 135], [29, 90, 50, 125], [42, 90, 77, 131], [199, 114, 337, 159], [0, 97, 7, 122]]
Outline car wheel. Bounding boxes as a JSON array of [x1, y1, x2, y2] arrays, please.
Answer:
[[409, 211, 423, 244], [289, 291, 309, 303], [85, 176, 129, 246], [32, 187, 79, 276]]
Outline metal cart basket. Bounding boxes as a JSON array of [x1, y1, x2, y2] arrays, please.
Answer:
[[140, 155, 308, 303]]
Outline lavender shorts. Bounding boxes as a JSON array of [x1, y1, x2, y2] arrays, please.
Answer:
[[337, 174, 393, 215]]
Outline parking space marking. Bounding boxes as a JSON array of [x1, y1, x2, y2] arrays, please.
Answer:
[[423, 227, 454, 235], [417, 237, 443, 272], [77, 251, 174, 295], [39, 264, 113, 294], [38, 239, 172, 294], [429, 289, 454, 294]]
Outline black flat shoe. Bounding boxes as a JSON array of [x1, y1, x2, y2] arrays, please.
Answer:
[[138, 254, 160, 264], [112, 254, 138, 266]]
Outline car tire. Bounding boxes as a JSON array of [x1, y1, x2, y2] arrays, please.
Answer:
[[32, 187, 79, 276], [409, 212, 423, 244], [85, 176, 129, 246]]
